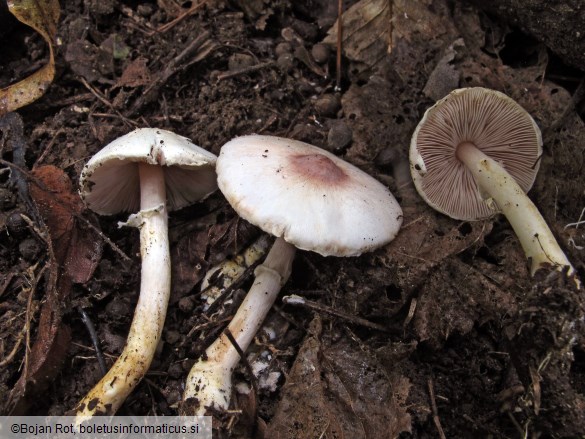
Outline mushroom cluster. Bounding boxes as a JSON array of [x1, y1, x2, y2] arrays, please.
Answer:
[[74, 87, 575, 421], [75, 128, 217, 422], [410, 87, 576, 280], [181, 135, 403, 414]]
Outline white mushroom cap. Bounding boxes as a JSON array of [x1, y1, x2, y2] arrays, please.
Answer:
[[410, 87, 543, 221], [79, 128, 218, 214], [216, 135, 403, 257]]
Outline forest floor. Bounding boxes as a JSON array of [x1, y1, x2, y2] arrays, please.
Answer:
[[1, 0, 584, 438]]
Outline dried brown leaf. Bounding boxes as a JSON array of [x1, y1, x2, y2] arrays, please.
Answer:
[[323, 0, 392, 70], [7, 166, 102, 413], [0, 0, 60, 115], [267, 317, 412, 438]]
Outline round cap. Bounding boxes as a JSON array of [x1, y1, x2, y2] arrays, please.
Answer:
[[80, 128, 218, 214], [216, 135, 403, 257], [410, 87, 543, 220]]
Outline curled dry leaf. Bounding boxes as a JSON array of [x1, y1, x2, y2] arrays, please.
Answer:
[[6, 165, 102, 414], [0, 0, 60, 115], [29, 165, 103, 284]]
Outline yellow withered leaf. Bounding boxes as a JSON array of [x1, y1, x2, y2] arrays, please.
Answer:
[[0, 0, 60, 115]]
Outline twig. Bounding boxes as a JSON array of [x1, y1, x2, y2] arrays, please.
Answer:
[[223, 328, 258, 397], [21, 264, 46, 375], [128, 32, 218, 116], [0, 113, 41, 224], [282, 294, 389, 332], [34, 128, 66, 168], [0, 326, 25, 368], [78, 307, 107, 376], [78, 77, 137, 128], [428, 378, 447, 439], [216, 61, 275, 81], [335, 0, 343, 91], [155, 0, 210, 34]]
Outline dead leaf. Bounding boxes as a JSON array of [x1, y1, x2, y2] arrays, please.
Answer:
[[7, 165, 102, 413], [114, 57, 152, 89], [0, 0, 60, 115], [267, 316, 412, 438], [323, 0, 392, 71], [423, 38, 464, 101], [29, 165, 103, 283]]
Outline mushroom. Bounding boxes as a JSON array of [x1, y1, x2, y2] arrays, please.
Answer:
[[75, 128, 217, 422], [410, 87, 576, 279], [181, 134, 403, 414]]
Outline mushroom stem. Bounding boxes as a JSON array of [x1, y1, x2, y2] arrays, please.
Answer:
[[76, 163, 170, 422], [182, 237, 296, 415], [456, 141, 575, 277]]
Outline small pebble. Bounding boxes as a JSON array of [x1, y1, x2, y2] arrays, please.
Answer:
[[178, 295, 195, 313], [167, 363, 183, 379], [165, 330, 181, 345], [19, 238, 40, 262], [0, 188, 16, 210], [281, 27, 304, 44], [291, 19, 318, 42], [275, 42, 292, 57], [327, 121, 352, 152], [314, 94, 341, 117], [228, 53, 255, 71], [290, 123, 318, 143], [6, 211, 27, 236], [276, 53, 294, 72], [311, 43, 330, 64], [136, 4, 154, 17]]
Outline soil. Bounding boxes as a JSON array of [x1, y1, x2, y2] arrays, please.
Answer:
[[1, 0, 585, 438]]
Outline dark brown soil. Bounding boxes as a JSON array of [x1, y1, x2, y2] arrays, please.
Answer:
[[1, 0, 584, 438]]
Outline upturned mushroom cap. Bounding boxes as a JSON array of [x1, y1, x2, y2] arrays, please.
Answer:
[[410, 87, 543, 221], [79, 128, 218, 214], [216, 135, 403, 257]]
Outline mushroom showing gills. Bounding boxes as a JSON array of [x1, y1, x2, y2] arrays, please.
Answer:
[[76, 128, 217, 422], [182, 135, 403, 415], [410, 87, 576, 278]]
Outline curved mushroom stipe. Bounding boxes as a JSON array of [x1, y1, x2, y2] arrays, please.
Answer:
[[75, 128, 217, 423], [410, 87, 578, 284], [181, 135, 403, 415]]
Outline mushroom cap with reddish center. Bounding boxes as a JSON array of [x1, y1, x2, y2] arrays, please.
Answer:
[[216, 135, 403, 257], [410, 87, 543, 221], [79, 128, 218, 215]]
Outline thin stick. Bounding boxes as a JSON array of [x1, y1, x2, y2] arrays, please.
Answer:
[[78, 307, 108, 376], [216, 61, 275, 81], [78, 77, 137, 128], [155, 0, 209, 34], [335, 0, 343, 91], [428, 378, 447, 439], [223, 328, 258, 397], [282, 294, 388, 332], [0, 326, 25, 368]]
